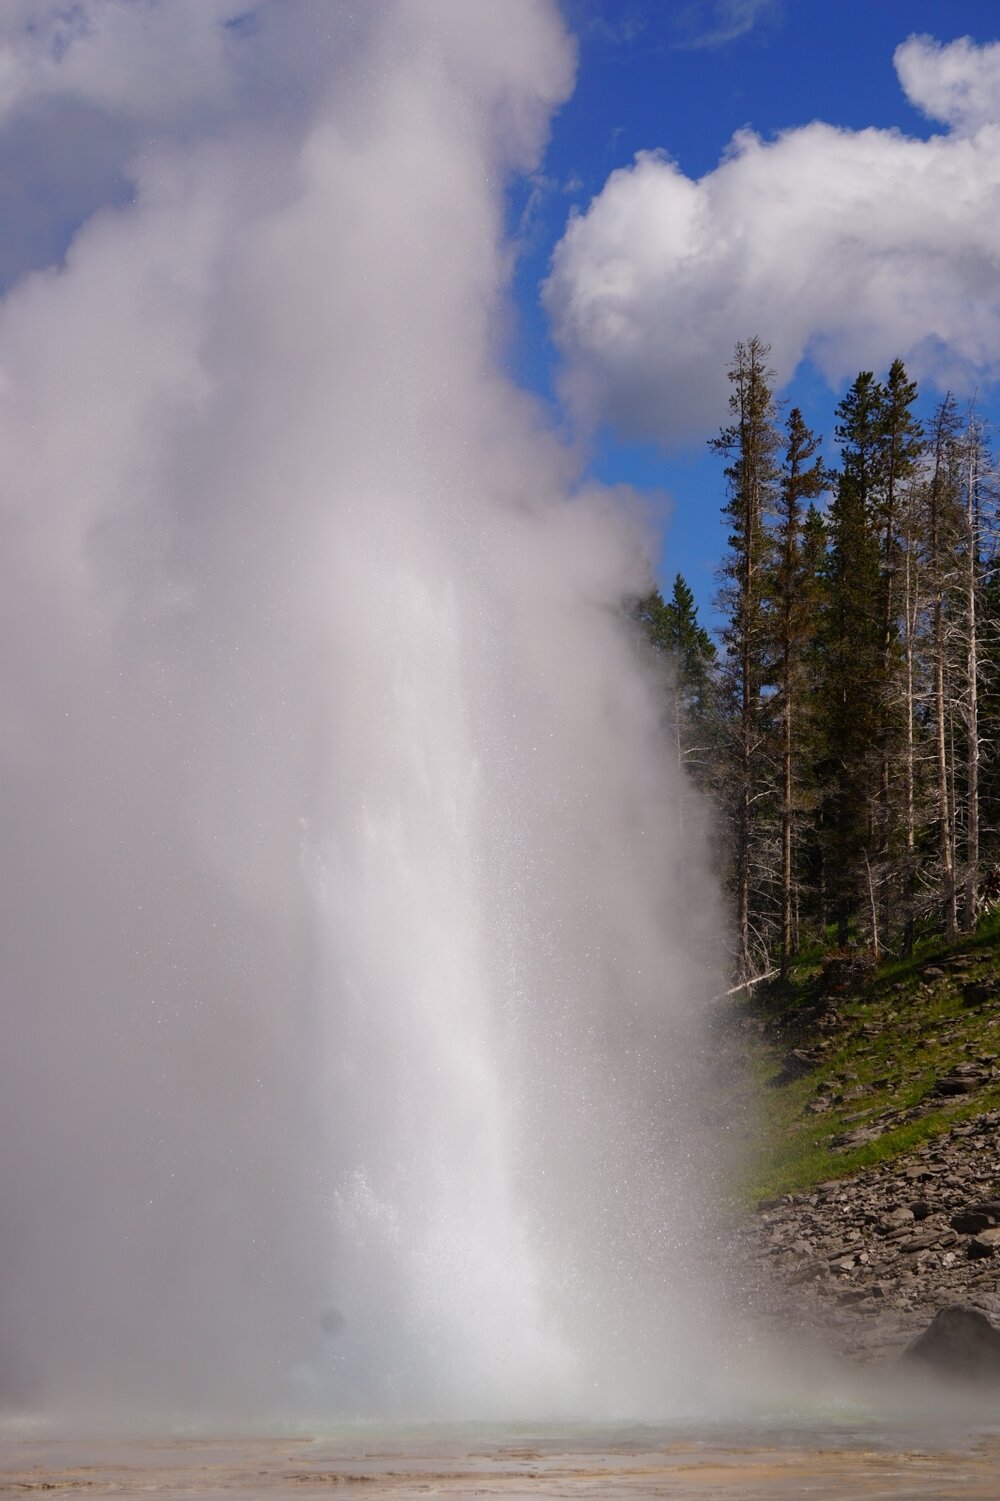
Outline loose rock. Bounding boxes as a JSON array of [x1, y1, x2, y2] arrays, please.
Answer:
[[738, 1105, 1000, 1364], [904, 1305, 1000, 1381]]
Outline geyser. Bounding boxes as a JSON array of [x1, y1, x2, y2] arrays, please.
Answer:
[[0, 0, 724, 1422]]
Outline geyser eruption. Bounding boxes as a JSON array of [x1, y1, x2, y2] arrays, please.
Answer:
[[0, 1, 725, 1421]]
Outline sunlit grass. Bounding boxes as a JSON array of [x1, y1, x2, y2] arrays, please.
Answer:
[[737, 911, 1000, 1202]]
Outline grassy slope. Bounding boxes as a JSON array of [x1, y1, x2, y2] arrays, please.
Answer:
[[740, 911, 1000, 1202]]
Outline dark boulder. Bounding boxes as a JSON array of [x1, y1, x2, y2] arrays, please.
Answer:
[[961, 981, 997, 1008], [775, 1047, 816, 1084], [951, 1210, 992, 1234], [904, 1305, 1000, 1381], [971, 1200, 1000, 1223]]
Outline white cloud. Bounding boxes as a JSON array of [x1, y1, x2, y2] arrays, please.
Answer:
[[896, 33, 1000, 135], [674, 0, 779, 50], [544, 33, 1000, 446]]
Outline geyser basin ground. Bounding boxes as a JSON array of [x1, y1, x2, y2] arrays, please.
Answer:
[[4, 1425, 1000, 1499]]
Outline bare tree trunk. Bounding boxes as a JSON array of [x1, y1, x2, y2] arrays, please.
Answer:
[[780, 693, 793, 978], [902, 539, 917, 955], [963, 430, 981, 930], [935, 588, 957, 937], [737, 646, 752, 979], [865, 851, 881, 959], [674, 689, 686, 838], [930, 399, 959, 940]]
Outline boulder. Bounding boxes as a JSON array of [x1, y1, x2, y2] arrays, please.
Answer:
[[962, 981, 997, 1008], [951, 1210, 992, 1234], [904, 1305, 1000, 1381], [777, 1047, 815, 1082], [972, 1200, 1000, 1223], [936, 1074, 972, 1098]]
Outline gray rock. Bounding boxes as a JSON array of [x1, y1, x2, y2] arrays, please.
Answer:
[[740, 1103, 1000, 1366], [777, 1047, 816, 1082], [951, 1210, 991, 1234], [899, 1230, 942, 1253], [935, 1075, 976, 1096], [904, 1305, 1000, 1381], [972, 1200, 1000, 1223]]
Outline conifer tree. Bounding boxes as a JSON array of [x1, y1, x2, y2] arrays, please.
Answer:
[[797, 503, 830, 935], [821, 373, 886, 947], [634, 577, 718, 792], [874, 360, 923, 939], [769, 408, 828, 976], [711, 337, 781, 979], [876, 361, 923, 656]]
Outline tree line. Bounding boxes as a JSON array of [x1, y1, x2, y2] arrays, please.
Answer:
[[639, 337, 1000, 983]]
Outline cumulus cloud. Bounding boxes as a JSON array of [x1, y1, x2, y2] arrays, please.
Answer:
[[544, 33, 1000, 446], [896, 33, 1000, 134]]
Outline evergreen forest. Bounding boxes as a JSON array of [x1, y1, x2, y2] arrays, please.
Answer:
[[639, 338, 1000, 984]]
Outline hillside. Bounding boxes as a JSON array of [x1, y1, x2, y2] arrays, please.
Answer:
[[734, 916, 1000, 1361], [742, 913, 1000, 1200]]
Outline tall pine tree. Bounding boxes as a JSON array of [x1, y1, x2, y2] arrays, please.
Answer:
[[712, 337, 781, 979], [874, 360, 923, 941], [820, 372, 886, 946], [768, 408, 828, 976]]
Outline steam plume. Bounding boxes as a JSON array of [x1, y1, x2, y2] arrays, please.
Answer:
[[0, 0, 722, 1421]]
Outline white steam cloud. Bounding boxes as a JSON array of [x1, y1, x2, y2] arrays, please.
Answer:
[[544, 33, 1000, 445], [0, 1, 724, 1422]]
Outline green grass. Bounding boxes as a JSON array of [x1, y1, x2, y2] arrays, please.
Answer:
[[737, 911, 1000, 1202]]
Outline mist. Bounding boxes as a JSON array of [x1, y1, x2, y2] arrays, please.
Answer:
[[0, 0, 727, 1423]]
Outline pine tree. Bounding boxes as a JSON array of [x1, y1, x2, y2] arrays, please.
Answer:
[[768, 408, 828, 977], [711, 337, 781, 979], [820, 372, 886, 948], [876, 361, 923, 659], [634, 577, 718, 792], [797, 503, 830, 937], [873, 360, 923, 941]]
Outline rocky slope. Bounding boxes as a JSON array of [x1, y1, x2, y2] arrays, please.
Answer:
[[734, 931, 1000, 1364], [741, 1106, 1000, 1362]]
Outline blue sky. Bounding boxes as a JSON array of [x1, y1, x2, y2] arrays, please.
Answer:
[[508, 0, 1000, 623]]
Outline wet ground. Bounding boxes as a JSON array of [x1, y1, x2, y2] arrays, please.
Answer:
[[3, 1425, 1000, 1499]]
